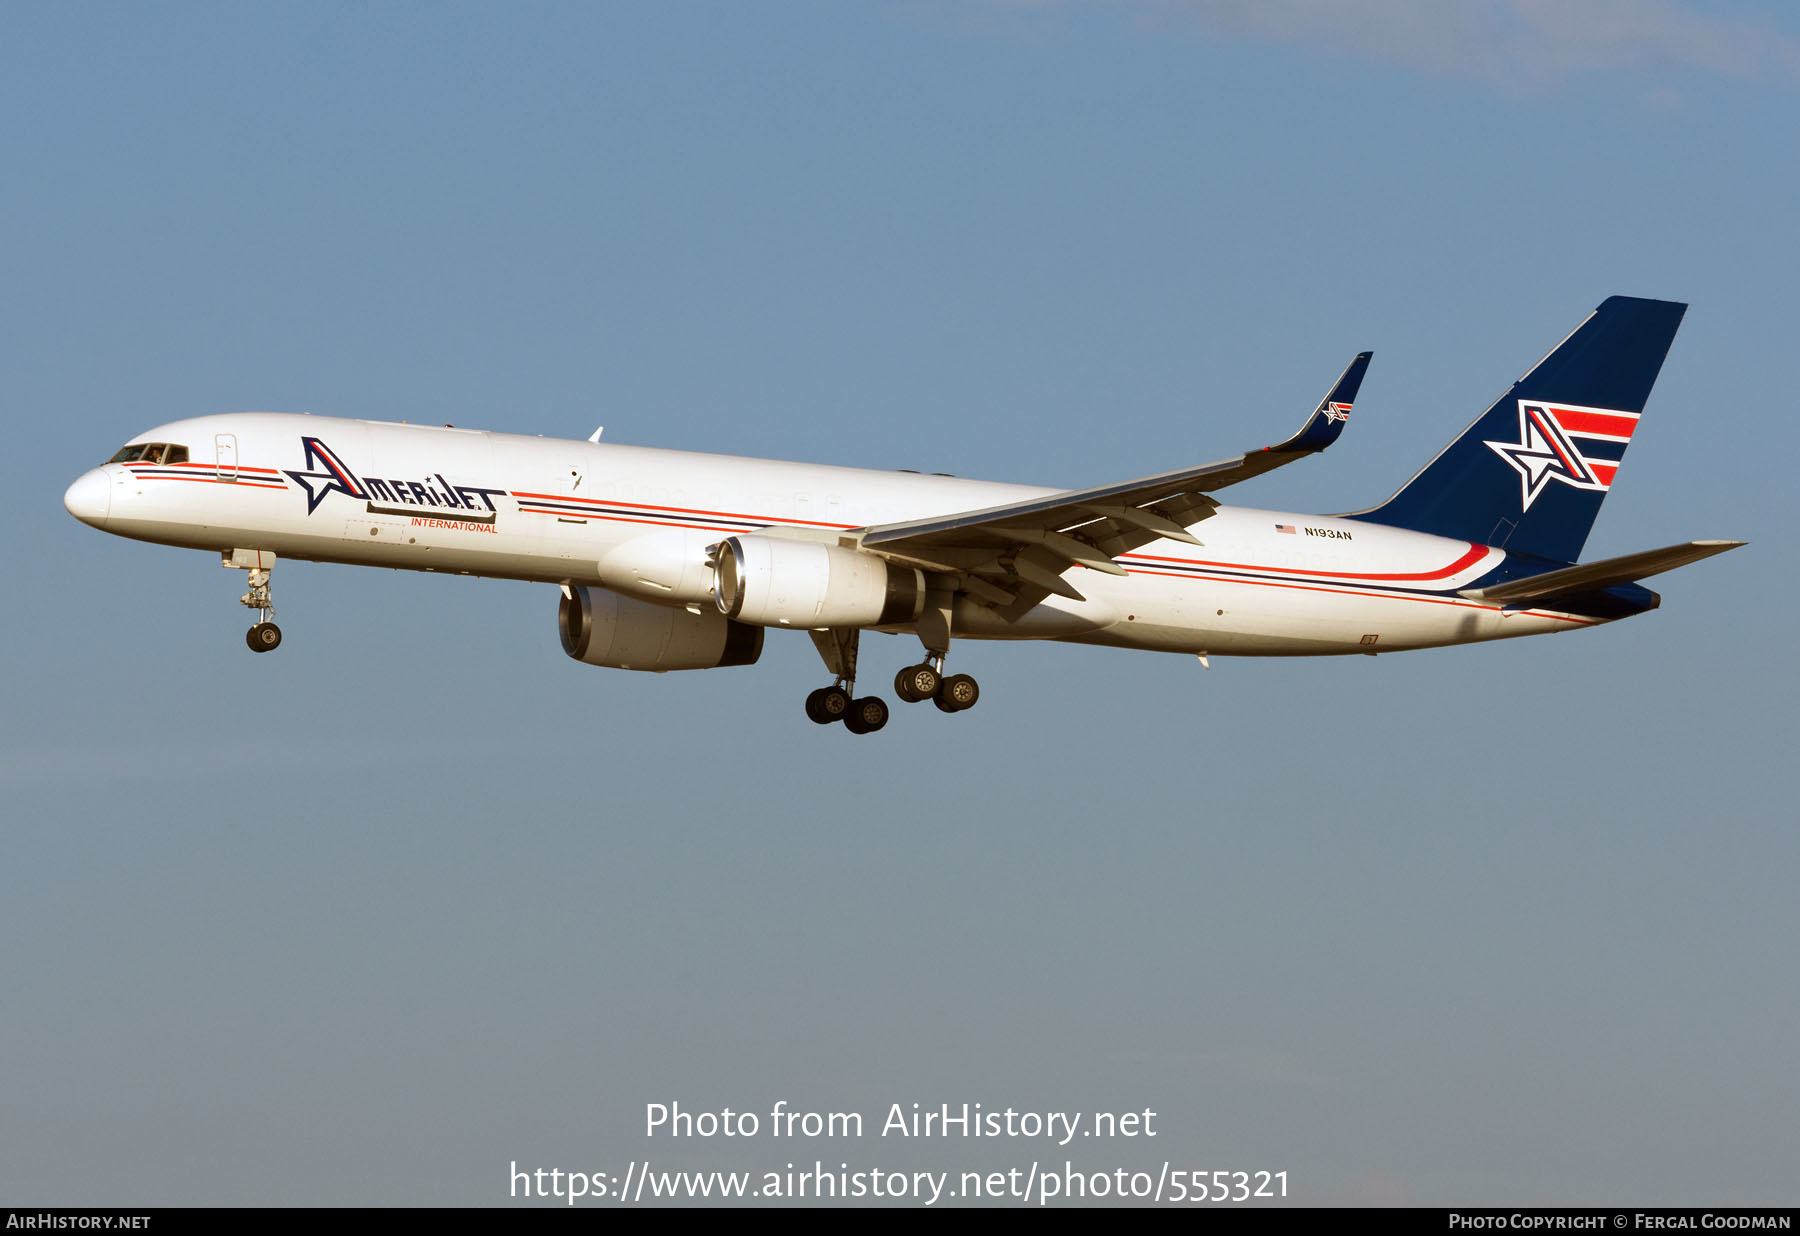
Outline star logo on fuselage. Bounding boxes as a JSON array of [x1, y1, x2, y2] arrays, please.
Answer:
[[1485, 401, 1605, 512], [284, 437, 367, 514]]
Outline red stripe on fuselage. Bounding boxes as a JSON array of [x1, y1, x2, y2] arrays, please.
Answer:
[[515, 507, 747, 534], [135, 475, 288, 489], [508, 491, 858, 530], [1121, 541, 1489, 582], [1121, 566, 1595, 625], [124, 462, 284, 475]]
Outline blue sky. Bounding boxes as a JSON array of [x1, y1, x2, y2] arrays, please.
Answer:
[[4, 1, 1795, 1207]]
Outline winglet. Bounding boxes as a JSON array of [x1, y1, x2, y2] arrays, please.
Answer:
[[1271, 351, 1371, 454]]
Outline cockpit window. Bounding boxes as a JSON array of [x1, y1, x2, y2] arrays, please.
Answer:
[[108, 442, 188, 465]]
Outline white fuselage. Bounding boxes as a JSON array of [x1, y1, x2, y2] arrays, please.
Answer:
[[65, 412, 1602, 656]]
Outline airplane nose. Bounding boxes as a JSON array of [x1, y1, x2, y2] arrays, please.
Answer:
[[64, 468, 111, 527]]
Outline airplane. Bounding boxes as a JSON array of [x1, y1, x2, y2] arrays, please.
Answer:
[[64, 295, 1741, 734]]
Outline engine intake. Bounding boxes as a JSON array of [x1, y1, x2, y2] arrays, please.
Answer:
[[559, 586, 763, 672], [713, 535, 924, 628]]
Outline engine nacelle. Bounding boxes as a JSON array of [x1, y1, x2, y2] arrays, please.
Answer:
[[559, 586, 763, 672], [713, 535, 925, 628]]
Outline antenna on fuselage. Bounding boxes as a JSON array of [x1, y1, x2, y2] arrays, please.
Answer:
[[588, 426, 604, 443]]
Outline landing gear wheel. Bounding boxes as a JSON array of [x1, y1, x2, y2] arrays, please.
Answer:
[[937, 673, 979, 712], [806, 686, 851, 725], [894, 664, 941, 703], [232, 560, 279, 651], [843, 696, 889, 735]]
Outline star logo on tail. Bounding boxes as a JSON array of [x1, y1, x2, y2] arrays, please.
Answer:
[[1485, 402, 1609, 512]]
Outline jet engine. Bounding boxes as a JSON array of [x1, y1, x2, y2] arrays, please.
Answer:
[[712, 535, 925, 628], [559, 586, 763, 672]]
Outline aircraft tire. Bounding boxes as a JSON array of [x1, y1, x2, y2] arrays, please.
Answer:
[[807, 686, 852, 725], [844, 696, 888, 735], [247, 622, 282, 653], [939, 673, 978, 712], [894, 664, 939, 702]]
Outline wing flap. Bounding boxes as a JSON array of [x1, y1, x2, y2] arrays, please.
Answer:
[[1076, 502, 1205, 546], [1008, 549, 1083, 600]]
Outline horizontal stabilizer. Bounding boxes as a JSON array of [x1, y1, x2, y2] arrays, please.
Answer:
[[1459, 540, 1744, 603]]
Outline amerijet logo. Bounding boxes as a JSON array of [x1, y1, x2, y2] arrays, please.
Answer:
[[1484, 400, 1638, 512], [284, 436, 507, 521], [285, 438, 367, 513], [1324, 401, 1352, 424]]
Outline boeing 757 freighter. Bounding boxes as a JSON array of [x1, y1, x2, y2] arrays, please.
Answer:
[[64, 296, 1741, 734]]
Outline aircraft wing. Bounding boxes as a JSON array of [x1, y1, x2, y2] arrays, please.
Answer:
[[857, 352, 1371, 610]]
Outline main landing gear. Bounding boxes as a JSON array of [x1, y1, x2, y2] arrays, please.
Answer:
[[805, 685, 890, 734], [893, 658, 979, 714], [224, 549, 282, 653], [804, 628, 889, 734], [895, 590, 979, 715], [803, 628, 980, 735]]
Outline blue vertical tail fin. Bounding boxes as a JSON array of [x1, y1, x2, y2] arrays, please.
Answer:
[[1347, 296, 1687, 563]]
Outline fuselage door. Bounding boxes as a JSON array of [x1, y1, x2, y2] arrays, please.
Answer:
[[215, 434, 239, 481]]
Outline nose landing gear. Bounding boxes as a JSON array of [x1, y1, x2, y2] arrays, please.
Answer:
[[225, 549, 282, 653]]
